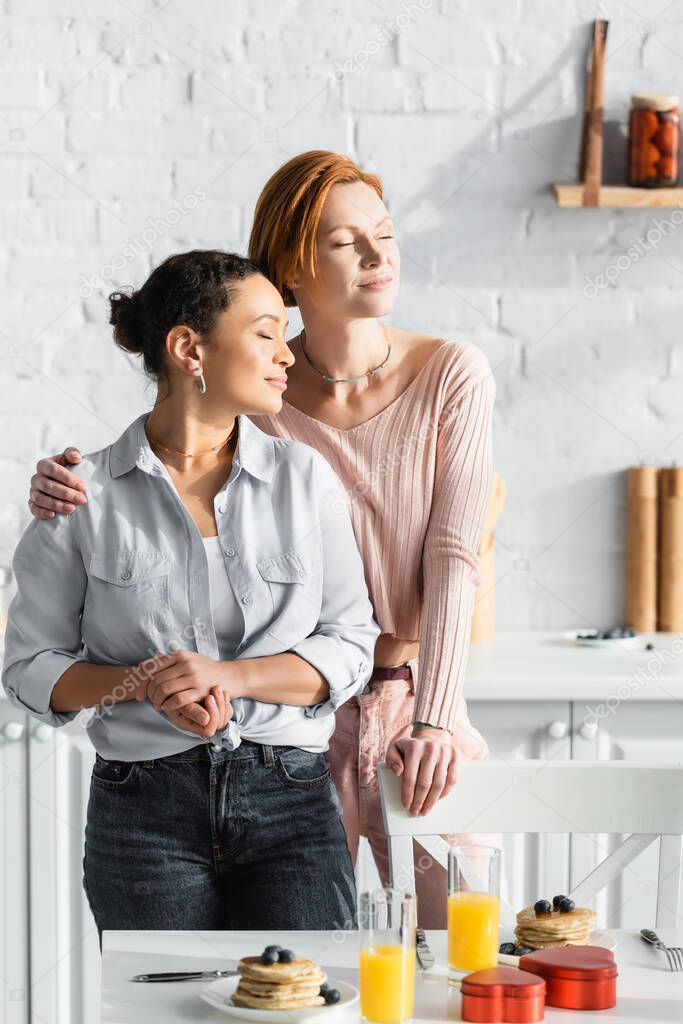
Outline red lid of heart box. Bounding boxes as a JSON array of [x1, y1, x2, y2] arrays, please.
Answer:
[[461, 966, 546, 1023], [519, 946, 617, 1010]]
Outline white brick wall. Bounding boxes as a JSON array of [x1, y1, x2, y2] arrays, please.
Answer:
[[1, 0, 681, 631]]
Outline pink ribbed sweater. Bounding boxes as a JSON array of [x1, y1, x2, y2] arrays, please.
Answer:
[[250, 339, 495, 735]]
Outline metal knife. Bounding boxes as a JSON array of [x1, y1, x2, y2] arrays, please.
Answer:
[[132, 968, 238, 983], [415, 928, 435, 970]]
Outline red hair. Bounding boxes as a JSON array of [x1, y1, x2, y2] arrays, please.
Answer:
[[248, 150, 384, 307]]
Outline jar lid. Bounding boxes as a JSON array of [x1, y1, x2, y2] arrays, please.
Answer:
[[461, 966, 546, 998], [519, 946, 618, 980], [632, 92, 679, 111]]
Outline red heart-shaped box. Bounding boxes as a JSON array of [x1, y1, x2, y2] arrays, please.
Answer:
[[461, 966, 546, 1022], [519, 946, 617, 1010]]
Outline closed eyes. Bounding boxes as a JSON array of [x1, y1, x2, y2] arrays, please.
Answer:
[[334, 235, 395, 247]]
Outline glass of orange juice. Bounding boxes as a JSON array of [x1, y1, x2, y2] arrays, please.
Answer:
[[359, 888, 416, 1023], [447, 844, 500, 983]]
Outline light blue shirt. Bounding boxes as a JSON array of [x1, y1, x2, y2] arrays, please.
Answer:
[[2, 412, 380, 759]]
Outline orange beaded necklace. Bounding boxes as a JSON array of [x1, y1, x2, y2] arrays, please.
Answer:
[[147, 420, 238, 458]]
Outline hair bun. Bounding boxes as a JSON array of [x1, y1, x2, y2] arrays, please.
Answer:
[[109, 289, 143, 355]]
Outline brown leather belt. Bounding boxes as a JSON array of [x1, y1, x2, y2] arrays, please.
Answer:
[[360, 663, 412, 695], [371, 664, 412, 680]]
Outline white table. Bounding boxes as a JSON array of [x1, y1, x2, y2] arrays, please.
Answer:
[[102, 928, 683, 1023]]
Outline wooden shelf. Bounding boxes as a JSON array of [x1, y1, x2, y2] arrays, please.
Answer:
[[553, 183, 683, 208], [560, 22, 683, 209]]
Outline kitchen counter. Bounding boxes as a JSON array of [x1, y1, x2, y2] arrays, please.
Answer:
[[464, 630, 683, 701], [2, 630, 683, 704]]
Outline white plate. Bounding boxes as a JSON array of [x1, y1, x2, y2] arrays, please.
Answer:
[[200, 975, 359, 1022], [563, 629, 644, 650], [498, 930, 617, 966]]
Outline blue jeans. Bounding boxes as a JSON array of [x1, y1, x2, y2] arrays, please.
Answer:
[[82, 740, 356, 950]]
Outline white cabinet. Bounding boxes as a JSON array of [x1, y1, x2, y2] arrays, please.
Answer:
[[571, 701, 683, 928], [360, 681, 681, 930], [464, 631, 683, 929], [0, 700, 99, 1024], [0, 704, 29, 1024], [27, 720, 99, 1024], [469, 697, 683, 928], [467, 701, 572, 920]]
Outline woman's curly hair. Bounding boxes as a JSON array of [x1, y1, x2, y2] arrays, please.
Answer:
[[109, 250, 263, 377]]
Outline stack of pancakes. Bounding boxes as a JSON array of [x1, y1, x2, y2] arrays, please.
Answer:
[[515, 905, 597, 948], [232, 955, 327, 1010]]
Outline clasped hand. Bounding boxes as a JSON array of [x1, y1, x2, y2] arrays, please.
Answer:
[[132, 651, 236, 737]]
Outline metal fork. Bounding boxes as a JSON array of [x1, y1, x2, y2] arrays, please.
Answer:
[[640, 928, 683, 971]]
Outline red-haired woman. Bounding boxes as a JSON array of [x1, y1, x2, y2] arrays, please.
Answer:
[[27, 151, 499, 927]]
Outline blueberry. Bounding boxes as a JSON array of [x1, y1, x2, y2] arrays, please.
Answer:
[[319, 983, 331, 995], [278, 949, 296, 963], [499, 942, 516, 955], [264, 944, 281, 954], [514, 946, 534, 956], [534, 899, 552, 916], [324, 989, 341, 1005], [552, 894, 566, 909], [559, 897, 575, 913], [261, 951, 279, 965], [646, 642, 654, 651]]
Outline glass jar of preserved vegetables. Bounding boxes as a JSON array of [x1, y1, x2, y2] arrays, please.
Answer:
[[628, 92, 680, 187]]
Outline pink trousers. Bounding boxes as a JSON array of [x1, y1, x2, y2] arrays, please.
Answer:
[[326, 663, 504, 929]]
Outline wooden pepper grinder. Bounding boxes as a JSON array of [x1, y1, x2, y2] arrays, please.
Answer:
[[658, 466, 683, 632], [627, 466, 659, 632], [471, 473, 506, 643]]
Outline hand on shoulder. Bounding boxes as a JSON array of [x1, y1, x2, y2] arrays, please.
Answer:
[[29, 447, 87, 519]]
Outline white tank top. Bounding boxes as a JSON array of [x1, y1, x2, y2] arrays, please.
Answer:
[[202, 535, 243, 656]]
